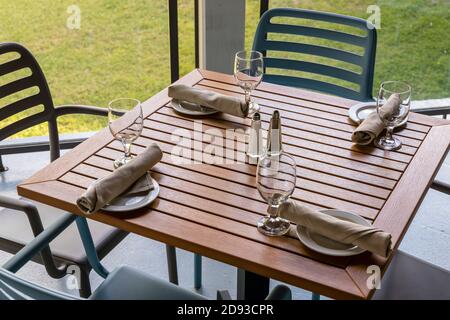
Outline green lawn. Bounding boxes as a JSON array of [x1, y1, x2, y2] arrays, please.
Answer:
[[0, 0, 449, 137]]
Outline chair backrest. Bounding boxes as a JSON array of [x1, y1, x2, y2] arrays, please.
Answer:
[[252, 8, 377, 101], [0, 42, 60, 160], [0, 268, 78, 300]]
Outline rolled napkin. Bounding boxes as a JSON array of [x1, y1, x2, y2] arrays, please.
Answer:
[[351, 93, 401, 145], [279, 200, 392, 257], [76, 143, 163, 214], [168, 84, 249, 118]]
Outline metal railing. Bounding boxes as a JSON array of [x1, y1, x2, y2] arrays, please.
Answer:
[[168, 0, 268, 82]]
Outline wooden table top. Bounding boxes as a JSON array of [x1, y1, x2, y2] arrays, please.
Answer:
[[18, 69, 450, 299]]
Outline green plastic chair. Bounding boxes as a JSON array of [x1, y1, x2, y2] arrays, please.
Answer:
[[252, 8, 377, 101]]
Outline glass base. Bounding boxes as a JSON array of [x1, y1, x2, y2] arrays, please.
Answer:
[[113, 155, 135, 169], [248, 101, 260, 117], [374, 135, 402, 151], [257, 216, 291, 236]]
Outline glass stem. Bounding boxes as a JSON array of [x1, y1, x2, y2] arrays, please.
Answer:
[[244, 89, 251, 106], [123, 140, 132, 159], [385, 126, 394, 141], [267, 204, 279, 218]]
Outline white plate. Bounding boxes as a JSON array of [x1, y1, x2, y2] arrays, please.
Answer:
[[348, 102, 407, 127], [295, 209, 371, 257], [101, 177, 160, 213], [171, 99, 219, 116]]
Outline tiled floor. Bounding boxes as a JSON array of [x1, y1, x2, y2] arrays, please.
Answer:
[[1, 146, 449, 300]]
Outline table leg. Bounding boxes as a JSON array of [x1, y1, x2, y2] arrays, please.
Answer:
[[75, 216, 109, 278], [237, 268, 270, 300], [166, 244, 178, 285]]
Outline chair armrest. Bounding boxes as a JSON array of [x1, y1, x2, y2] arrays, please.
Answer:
[[431, 179, 450, 196], [3, 213, 77, 273], [0, 195, 67, 277], [54, 105, 108, 117], [265, 285, 292, 300], [0, 195, 44, 233]]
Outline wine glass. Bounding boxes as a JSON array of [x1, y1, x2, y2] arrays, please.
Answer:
[[234, 50, 264, 117], [374, 81, 411, 151], [108, 98, 143, 168], [256, 151, 296, 236]]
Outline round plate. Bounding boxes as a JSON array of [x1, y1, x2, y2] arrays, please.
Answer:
[[171, 99, 219, 116], [295, 209, 371, 257], [348, 102, 407, 127], [101, 177, 160, 213]]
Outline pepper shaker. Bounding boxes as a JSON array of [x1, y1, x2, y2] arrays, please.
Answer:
[[266, 110, 282, 155]]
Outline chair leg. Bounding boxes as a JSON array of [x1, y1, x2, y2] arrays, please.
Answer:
[[165, 244, 178, 285], [194, 254, 202, 289], [0, 155, 8, 172], [78, 266, 92, 298], [312, 292, 320, 300]]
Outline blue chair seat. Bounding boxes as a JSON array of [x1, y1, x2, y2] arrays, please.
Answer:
[[1, 264, 291, 300], [90, 266, 207, 300]]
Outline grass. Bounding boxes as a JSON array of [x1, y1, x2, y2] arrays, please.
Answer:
[[0, 0, 449, 138]]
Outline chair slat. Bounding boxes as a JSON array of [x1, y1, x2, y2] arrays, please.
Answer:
[[0, 58, 26, 77], [263, 40, 363, 66], [267, 24, 368, 47], [0, 112, 50, 140], [264, 57, 362, 84], [0, 94, 43, 121], [0, 75, 37, 99], [266, 8, 372, 31], [263, 74, 361, 101]]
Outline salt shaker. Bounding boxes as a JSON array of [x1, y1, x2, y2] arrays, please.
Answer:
[[247, 112, 264, 158], [266, 110, 282, 155]]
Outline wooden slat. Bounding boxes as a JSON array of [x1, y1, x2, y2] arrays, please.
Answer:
[[88, 150, 390, 203], [198, 69, 358, 109], [143, 117, 401, 180], [60, 168, 349, 267], [211, 109, 422, 152], [103, 143, 379, 219], [85, 153, 384, 210], [198, 69, 444, 127], [195, 83, 427, 142], [157, 107, 414, 163], [199, 79, 431, 134], [147, 113, 409, 171], [115, 131, 398, 191]]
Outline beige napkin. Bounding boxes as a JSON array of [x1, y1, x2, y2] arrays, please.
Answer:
[[351, 93, 401, 145], [168, 84, 249, 118], [279, 200, 392, 257], [76, 143, 163, 214]]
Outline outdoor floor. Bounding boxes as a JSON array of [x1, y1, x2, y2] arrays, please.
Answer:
[[1, 141, 450, 300]]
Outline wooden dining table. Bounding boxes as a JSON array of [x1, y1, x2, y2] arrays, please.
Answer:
[[17, 69, 450, 300]]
